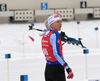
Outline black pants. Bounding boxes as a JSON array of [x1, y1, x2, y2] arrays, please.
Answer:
[[45, 65, 66, 81]]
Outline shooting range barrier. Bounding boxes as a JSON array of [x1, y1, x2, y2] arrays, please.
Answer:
[[55, 9, 74, 20], [14, 10, 34, 21], [75, 8, 93, 14], [94, 8, 100, 18], [0, 11, 14, 17], [0, 7, 100, 22], [35, 10, 54, 16], [34, 10, 54, 22], [74, 8, 94, 20]]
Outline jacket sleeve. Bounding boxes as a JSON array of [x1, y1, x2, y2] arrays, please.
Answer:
[[50, 32, 66, 66]]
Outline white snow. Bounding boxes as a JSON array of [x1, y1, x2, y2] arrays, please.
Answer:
[[0, 20, 100, 81]]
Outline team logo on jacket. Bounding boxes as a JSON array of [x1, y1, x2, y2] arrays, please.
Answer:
[[42, 39, 48, 43], [57, 39, 60, 44]]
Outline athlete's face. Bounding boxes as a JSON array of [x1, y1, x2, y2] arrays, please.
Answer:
[[50, 20, 62, 31]]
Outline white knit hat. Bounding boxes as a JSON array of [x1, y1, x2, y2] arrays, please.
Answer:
[[47, 13, 62, 26]]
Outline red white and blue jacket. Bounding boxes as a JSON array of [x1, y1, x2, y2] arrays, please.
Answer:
[[41, 28, 67, 66]]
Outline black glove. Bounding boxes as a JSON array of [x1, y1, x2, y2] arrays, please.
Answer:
[[60, 31, 67, 37], [66, 68, 74, 79]]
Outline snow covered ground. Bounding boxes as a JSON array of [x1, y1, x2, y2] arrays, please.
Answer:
[[0, 20, 100, 81]]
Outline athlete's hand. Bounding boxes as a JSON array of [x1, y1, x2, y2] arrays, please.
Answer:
[[66, 68, 74, 79], [67, 71, 74, 79]]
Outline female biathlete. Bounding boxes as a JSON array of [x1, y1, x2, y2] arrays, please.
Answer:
[[41, 13, 74, 81]]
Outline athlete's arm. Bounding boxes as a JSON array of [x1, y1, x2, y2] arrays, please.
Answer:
[[50, 32, 69, 69], [50, 32, 74, 79]]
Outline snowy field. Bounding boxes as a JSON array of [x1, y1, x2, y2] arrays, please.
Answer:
[[0, 20, 100, 81]]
